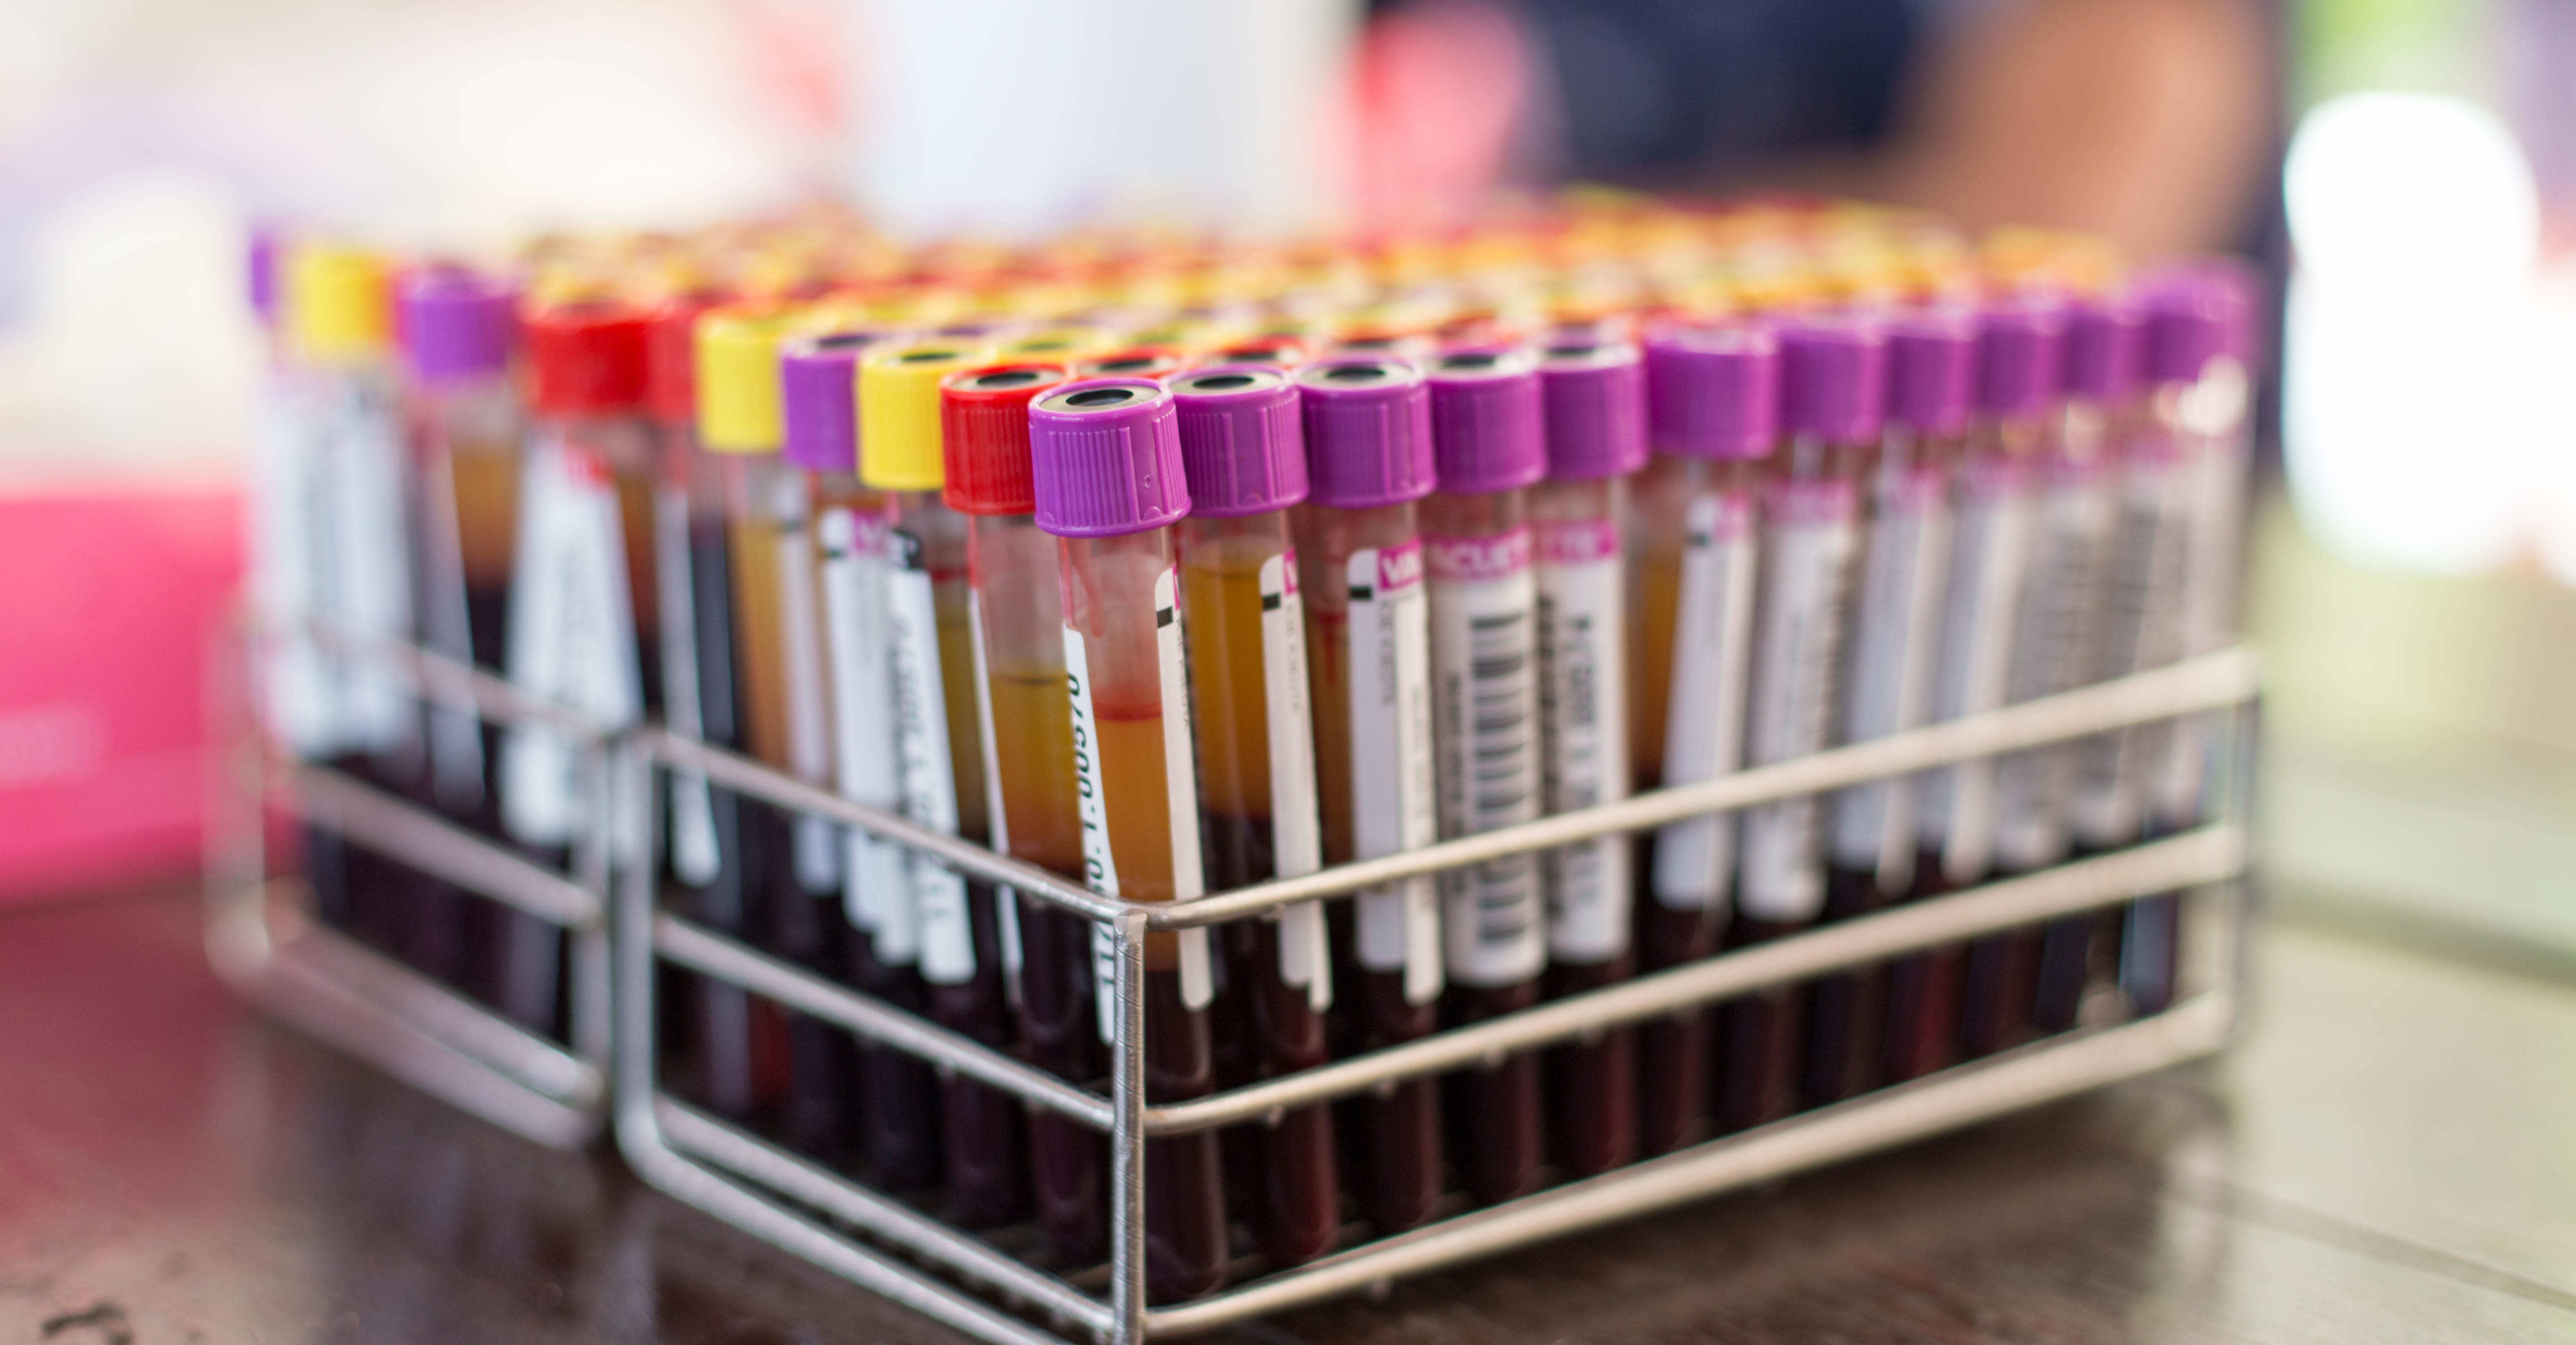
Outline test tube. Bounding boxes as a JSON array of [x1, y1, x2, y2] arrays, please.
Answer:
[[1718, 316, 1879, 1130], [1076, 346, 1189, 381], [941, 360, 1104, 1264], [858, 339, 1025, 1222], [648, 296, 777, 1122], [262, 243, 419, 953], [1629, 326, 1777, 1155], [1289, 356, 1445, 1235], [395, 265, 520, 989], [1027, 377, 1229, 1302], [1168, 365, 1340, 1269], [502, 298, 661, 1036], [1915, 298, 2065, 1062], [2126, 274, 2242, 1016], [2029, 295, 2145, 1033], [1420, 345, 1548, 1206], [1846, 313, 1976, 1087], [1529, 339, 1645, 1177], [696, 304, 855, 1163]]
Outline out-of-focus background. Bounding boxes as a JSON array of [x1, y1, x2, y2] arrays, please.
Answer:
[[6, 0, 2574, 978]]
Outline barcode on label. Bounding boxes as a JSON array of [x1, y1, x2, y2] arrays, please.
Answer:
[[1918, 462, 2033, 884], [1535, 522, 1630, 964], [1428, 533, 1544, 988], [1347, 542, 1443, 1005], [1991, 469, 2112, 872], [1738, 483, 1858, 924]]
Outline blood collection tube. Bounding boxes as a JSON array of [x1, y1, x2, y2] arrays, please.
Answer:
[[1528, 339, 1644, 1176], [695, 304, 854, 1162], [857, 339, 1025, 1221], [2124, 275, 2242, 1016], [2030, 295, 2147, 1033], [262, 243, 419, 953], [1718, 316, 1878, 1130], [941, 360, 1105, 1264], [1629, 326, 1777, 1155], [647, 296, 779, 1122], [395, 265, 520, 989], [1419, 345, 1548, 1206], [1289, 356, 1445, 1236], [502, 298, 661, 1036], [1852, 313, 1978, 1087], [1167, 365, 1340, 1269], [1027, 377, 1229, 1302], [1913, 298, 2064, 1063]]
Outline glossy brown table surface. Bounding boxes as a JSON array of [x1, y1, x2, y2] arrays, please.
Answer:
[[4, 885, 2572, 1345]]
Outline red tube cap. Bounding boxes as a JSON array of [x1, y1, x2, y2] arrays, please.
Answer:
[[525, 300, 650, 418], [941, 362, 1072, 515]]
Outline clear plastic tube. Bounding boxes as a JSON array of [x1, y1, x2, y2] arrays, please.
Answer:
[[1419, 484, 1546, 1206], [1179, 509, 1339, 1269], [1059, 526, 1229, 1302], [1625, 451, 1761, 1154], [1529, 476, 1635, 1178], [1292, 499, 1445, 1235]]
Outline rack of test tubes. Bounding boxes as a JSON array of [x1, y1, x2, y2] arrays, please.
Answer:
[[220, 195, 2261, 1342]]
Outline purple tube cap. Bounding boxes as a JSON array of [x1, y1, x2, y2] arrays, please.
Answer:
[[1644, 322, 1779, 460], [1780, 315, 1888, 445], [1887, 308, 1975, 436], [2064, 295, 2145, 403], [2143, 272, 2229, 385], [1425, 346, 1545, 495], [1295, 356, 1437, 510], [1171, 365, 1308, 517], [398, 265, 515, 386], [1537, 339, 1648, 480], [1029, 378, 1191, 537], [249, 224, 281, 326], [1977, 296, 2068, 420], [781, 330, 893, 473]]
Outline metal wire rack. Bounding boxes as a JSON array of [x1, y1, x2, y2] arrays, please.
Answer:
[[607, 645, 2259, 1345], [205, 614, 619, 1148]]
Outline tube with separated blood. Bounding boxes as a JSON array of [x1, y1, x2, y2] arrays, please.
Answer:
[[1028, 378, 1229, 1302], [941, 360, 1107, 1263], [394, 265, 520, 990], [1168, 364, 1339, 1269], [1420, 345, 1549, 1206], [1718, 316, 1880, 1129], [502, 298, 661, 1036], [1847, 312, 1976, 1087], [1629, 326, 1776, 1155], [857, 339, 1025, 1222], [1289, 355, 1446, 1236], [1913, 298, 2064, 1062], [696, 304, 856, 1163], [1529, 338, 1645, 1177]]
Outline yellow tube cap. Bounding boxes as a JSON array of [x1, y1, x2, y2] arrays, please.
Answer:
[[285, 243, 392, 364], [858, 341, 992, 491], [695, 303, 806, 452]]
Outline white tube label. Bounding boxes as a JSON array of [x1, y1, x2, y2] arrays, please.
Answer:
[[1155, 566, 1213, 1011], [967, 589, 1024, 1004], [500, 433, 641, 845], [1426, 527, 1545, 989], [1830, 463, 1950, 883], [771, 479, 841, 897], [1534, 516, 1631, 964], [1259, 552, 1330, 1011], [820, 505, 912, 962], [1346, 541, 1443, 1005], [1991, 463, 2114, 872], [249, 372, 335, 757], [324, 374, 417, 755], [2072, 435, 2191, 847], [653, 483, 722, 886], [1738, 479, 1860, 923], [889, 527, 975, 986], [1918, 457, 2035, 884], [1651, 491, 1757, 911]]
